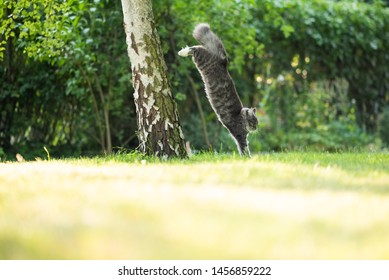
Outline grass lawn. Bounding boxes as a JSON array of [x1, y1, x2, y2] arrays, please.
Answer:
[[0, 152, 388, 259]]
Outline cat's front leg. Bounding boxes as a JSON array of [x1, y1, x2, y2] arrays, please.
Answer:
[[241, 146, 251, 157]]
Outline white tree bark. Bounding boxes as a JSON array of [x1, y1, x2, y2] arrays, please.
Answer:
[[121, 0, 186, 157]]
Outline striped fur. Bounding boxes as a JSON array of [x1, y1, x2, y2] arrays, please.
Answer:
[[178, 23, 258, 156]]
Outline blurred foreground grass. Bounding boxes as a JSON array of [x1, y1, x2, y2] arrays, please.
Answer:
[[0, 152, 389, 259]]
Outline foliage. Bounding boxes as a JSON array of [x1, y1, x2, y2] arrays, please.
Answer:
[[59, 0, 135, 154], [155, 0, 388, 154], [0, 0, 72, 61], [1, 0, 388, 158], [254, 79, 375, 151], [1, 0, 80, 158], [378, 107, 389, 147], [251, 0, 389, 134], [1, 0, 135, 159]]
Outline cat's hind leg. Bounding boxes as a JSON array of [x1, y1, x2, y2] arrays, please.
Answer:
[[178, 45, 205, 57], [178, 46, 192, 57]]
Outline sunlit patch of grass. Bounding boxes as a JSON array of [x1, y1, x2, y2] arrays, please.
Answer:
[[0, 152, 388, 259]]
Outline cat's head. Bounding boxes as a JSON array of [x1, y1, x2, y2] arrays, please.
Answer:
[[241, 108, 258, 132]]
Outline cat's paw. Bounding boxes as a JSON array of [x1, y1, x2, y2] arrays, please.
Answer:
[[178, 46, 192, 57]]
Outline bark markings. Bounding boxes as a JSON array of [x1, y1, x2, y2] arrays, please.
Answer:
[[130, 33, 139, 55], [121, 0, 186, 157]]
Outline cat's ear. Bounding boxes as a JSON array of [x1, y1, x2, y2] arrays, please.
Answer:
[[251, 108, 257, 114]]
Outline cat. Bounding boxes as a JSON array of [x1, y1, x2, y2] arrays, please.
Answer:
[[178, 23, 258, 156]]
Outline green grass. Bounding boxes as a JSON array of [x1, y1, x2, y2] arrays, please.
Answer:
[[0, 152, 389, 259]]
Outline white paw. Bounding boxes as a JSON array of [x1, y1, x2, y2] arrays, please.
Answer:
[[178, 46, 191, 57]]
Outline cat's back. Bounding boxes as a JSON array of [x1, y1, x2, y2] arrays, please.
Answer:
[[204, 66, 243, 119], [190, 23, 244, 124]]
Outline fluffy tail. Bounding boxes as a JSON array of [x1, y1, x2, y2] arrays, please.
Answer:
[[193, 23, 227, 59]]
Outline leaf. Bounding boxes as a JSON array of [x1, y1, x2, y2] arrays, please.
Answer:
[[369, 40, 378, 50], [281, 24, 295, 38]]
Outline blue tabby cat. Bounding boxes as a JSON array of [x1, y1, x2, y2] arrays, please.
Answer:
[[178, 23, 258, 156]]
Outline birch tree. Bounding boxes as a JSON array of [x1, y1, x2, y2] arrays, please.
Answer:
[[121, 0, 186, 158]]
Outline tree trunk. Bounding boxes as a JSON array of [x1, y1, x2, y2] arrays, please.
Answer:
[[121, 0, 186, 158]]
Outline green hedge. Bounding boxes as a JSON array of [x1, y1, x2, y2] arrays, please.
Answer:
[[252, 0, 389, 133], [1, 0, 388, 157]]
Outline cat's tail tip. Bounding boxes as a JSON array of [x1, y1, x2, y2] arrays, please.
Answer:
[[193, 23, 211, 42]]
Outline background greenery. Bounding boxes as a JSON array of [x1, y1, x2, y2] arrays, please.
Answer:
[[1, 1, 389, 260], [1, 0, 388, 160]]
